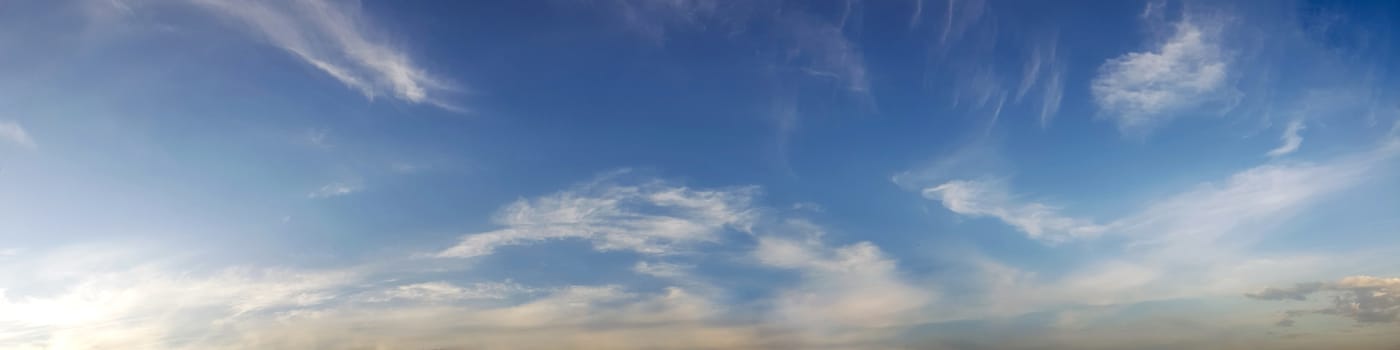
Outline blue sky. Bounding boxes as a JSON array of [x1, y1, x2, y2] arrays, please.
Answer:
[[2, 0, 1400, 349]]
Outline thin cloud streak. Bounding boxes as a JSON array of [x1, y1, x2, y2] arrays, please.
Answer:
[[1266, 120, 1305, 157], [308, 181, 362, 198], [192, 0, 461, 111]]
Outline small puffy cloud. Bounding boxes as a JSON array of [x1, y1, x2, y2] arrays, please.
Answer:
[[193, 0, 460, 110], [1251, 276, 1400, 325], [1266, 120, 1306, 157], [0, 120, 36, 149], [436, 175, 758, 258], [1092, 19, 1231, 133]]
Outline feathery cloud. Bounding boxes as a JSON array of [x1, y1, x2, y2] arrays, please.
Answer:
[[922, 179, 1106, 242], [193, 0, 460, 110], [436, 175, 758, 258], [1266, 120, 1306, 157]]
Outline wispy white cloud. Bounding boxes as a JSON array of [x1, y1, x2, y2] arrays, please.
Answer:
[[0, 120, 36, 149], [1092, 18, 1232, 134], [922, 179, 1106, 242], [304, 128, 330, 149], [632, 261, 692, 279], [601, 0, 870, 95], [308, 181, 362, 198], [1266, 120, 1306, 157], [192, 0, 460, 110], [913, 140, 1400, 322], [781, 13, 871, 94], [924, 141, 1394, 247], [603, 0, 719, 44], [436, 174, 758, 258], [366, 281, 536, 303]]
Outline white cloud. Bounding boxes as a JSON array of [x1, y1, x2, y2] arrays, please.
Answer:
[[307, 181, 361, 198], [1092, 19, 1231, 133], [192, 0, 460, 110], [632, 261, 691, 279], [0, 172, 939, 349], [0, 251, 760, 349], [1266, 120, 1306, 157], [925, 141, 1393, 246], [1112, 151, 1386, 251], [914, 142, 1400, 321], [0, 121, 36, 149], [1017, 35, 1066, 126], [366, 281, 536, 302], [436, 175, 758, 258], [922, 179, 1106, 242], [755, 233, 932, 345], [0, 261, 356, 348]]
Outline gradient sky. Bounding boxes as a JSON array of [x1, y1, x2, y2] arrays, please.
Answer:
[[3, 0, 1400, 349]]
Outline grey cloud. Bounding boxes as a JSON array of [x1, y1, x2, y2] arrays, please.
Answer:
[[1245, 282, 1326, 301], [1252, 276, 1400, 325]]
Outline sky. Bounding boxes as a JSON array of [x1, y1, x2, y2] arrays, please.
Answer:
[[2, 0, 1400, 349]]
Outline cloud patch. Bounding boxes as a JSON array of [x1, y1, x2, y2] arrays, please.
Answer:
[[921, 179, 1106, 242], [1266, 120, 1306, 157], [308, 181, 362, 198], [757, 235, 931, 335], [1092, 19, 1231, 134], [1251, 276, 1400, 325], [0, 120, 36, 149], [436, 174, 758, 258]]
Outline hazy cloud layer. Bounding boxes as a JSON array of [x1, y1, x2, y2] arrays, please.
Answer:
[[0, 174, 932, 349]]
